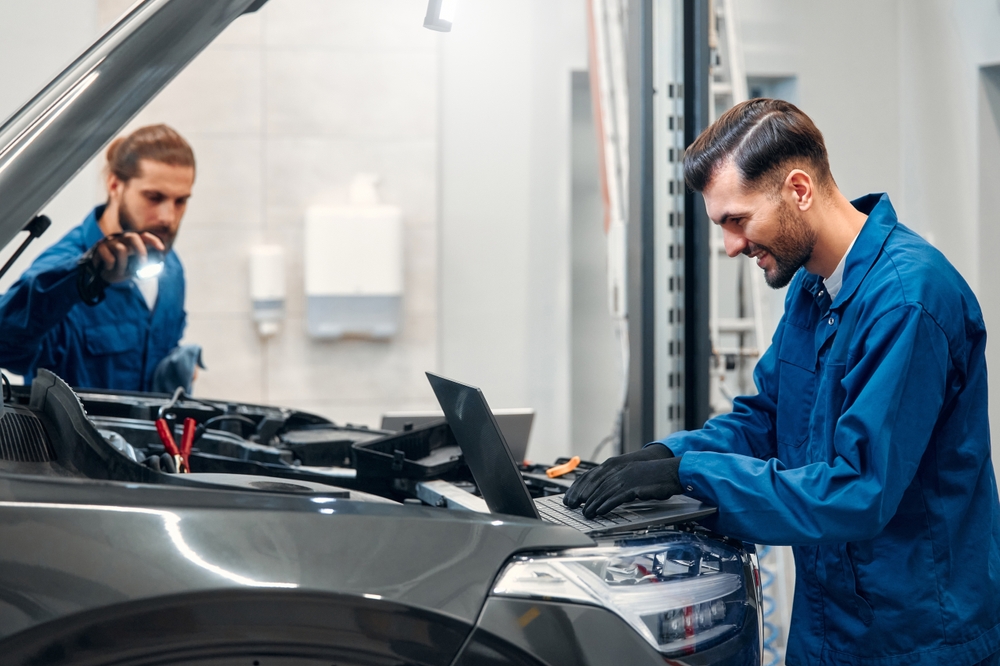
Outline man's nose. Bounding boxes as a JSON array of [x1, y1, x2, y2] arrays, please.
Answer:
[[722, 227, 746, 258], [158, 202, 179, 227]]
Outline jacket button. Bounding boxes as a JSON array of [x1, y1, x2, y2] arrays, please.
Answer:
[[818, 290, 824, 297], [686, 485, 694, 492], [828, 317, 835, 325]]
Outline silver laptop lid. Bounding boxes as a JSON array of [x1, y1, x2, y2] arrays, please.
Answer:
[[381, 409, 534, 463]]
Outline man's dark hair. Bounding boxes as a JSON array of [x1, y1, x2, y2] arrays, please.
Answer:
[[683, 98, 833, 194], [105, 124, 195, 183]]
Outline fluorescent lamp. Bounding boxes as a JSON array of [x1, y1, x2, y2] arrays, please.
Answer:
[[423, 0, 455, 32]]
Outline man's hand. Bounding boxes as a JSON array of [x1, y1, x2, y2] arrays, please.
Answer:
[[564, 444, 683, 519], [90, 231, 164, 284]]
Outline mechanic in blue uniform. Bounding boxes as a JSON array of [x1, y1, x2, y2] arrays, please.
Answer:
[[566, 99, 1000, 665], [0, 124, 194, 391]]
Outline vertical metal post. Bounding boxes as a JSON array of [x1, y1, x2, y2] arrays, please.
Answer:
[[624, 0, 656, 451], [683, 0, 712, 430], [652, 0, 686, 438]]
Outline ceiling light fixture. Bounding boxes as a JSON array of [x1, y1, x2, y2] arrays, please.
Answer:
[[423, 0, 456, 32]]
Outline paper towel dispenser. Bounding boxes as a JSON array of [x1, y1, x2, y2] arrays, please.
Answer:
[[304, 177, 403, 339]]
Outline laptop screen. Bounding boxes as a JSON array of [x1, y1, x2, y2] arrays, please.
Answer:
[[426, 373, 540, 519]]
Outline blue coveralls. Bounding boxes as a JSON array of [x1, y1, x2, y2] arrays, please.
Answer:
[[0, 205, 186, 391], [659, 194, 1000, 665]]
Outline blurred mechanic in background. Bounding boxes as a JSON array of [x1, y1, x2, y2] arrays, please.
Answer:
[[0, 124, 195, 392]]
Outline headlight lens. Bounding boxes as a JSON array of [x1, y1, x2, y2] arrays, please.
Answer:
[[492, 533, 748, 656]]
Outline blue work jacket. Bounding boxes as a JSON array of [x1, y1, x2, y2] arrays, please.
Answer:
[[0, 205, 186, 391], [659, 194, 1000, 665]]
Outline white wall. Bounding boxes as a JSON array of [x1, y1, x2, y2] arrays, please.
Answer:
[[571, 72, 625, 457], [439, 0, 588, 464], [900, 2, 1000, 276]]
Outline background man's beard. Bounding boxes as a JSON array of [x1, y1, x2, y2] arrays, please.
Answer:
[[118, 198, 172, 250], [758, 202, 816, 289]]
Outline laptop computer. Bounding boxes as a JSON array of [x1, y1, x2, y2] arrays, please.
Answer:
[[381, 408, 534, 463], [426, 372, 716, 536]]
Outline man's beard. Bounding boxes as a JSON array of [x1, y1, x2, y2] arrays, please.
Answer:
[[747, 200, 816, 289], [118, 197, 172, 250]]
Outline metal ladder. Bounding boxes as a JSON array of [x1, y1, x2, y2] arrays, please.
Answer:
[[706, 0, 768, 411]]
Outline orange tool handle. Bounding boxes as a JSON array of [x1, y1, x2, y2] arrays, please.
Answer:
[[546, 456, 581, 478], [155, 418, 180, 457]]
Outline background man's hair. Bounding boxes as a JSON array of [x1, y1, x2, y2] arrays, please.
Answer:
[[105, 124, 195, 182], [683, 98, 833, 194]]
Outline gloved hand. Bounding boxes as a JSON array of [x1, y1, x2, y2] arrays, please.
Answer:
[[564, 444, 682, 519], [152, 345, 206, 395], [77, 232, 165, 305]]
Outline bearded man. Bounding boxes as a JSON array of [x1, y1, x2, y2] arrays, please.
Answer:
[[0, 124, 193, 391], [566, 99, 1000, 665]]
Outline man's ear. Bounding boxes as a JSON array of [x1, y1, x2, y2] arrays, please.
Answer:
[[101, 173, 126, 235], [784, 169, 814, 211], [106, 172, 125, 202]]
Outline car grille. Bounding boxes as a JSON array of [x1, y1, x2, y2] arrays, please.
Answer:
[[0, 410, 55, 462]]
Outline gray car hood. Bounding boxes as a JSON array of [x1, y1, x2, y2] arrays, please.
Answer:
[[0, 472, 593, 640]]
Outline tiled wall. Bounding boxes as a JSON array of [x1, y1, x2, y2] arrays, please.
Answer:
[[102, 0, 442, 425]]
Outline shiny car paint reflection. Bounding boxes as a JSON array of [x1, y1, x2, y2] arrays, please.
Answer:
[[0, 474, 592, 641]]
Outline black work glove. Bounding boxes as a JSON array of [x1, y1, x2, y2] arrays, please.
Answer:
[[142, 452, 177, 474], [564, 444, 683, 519]]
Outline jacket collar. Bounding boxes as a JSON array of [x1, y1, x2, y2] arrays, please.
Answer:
[[81, 204, 108, 247], [798, 193, 897, 310], [831, 193, 896, 309]]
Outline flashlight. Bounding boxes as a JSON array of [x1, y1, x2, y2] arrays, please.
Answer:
[[129, 249, 165, 280]]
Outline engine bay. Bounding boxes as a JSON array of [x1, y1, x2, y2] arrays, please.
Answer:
[[0, 369, 578, 507]]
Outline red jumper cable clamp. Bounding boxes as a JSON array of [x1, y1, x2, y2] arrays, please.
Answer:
[[155, 418, 187, 473]]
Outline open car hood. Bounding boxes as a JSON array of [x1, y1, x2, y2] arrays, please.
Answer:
[[0, 0, 269, 253]]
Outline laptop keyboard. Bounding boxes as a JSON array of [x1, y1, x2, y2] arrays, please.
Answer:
[[535, 494, 640, 531]]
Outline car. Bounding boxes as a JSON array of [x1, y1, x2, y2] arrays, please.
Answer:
[[0, 1, 762, 664]]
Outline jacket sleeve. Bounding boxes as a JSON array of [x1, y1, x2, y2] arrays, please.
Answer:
[[678, 303, 949, 545], [0, 251, 83, 375], [654, 333, 780, 461]]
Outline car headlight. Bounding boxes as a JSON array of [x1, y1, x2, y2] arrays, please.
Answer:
[[492, 532, 750, 656]]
